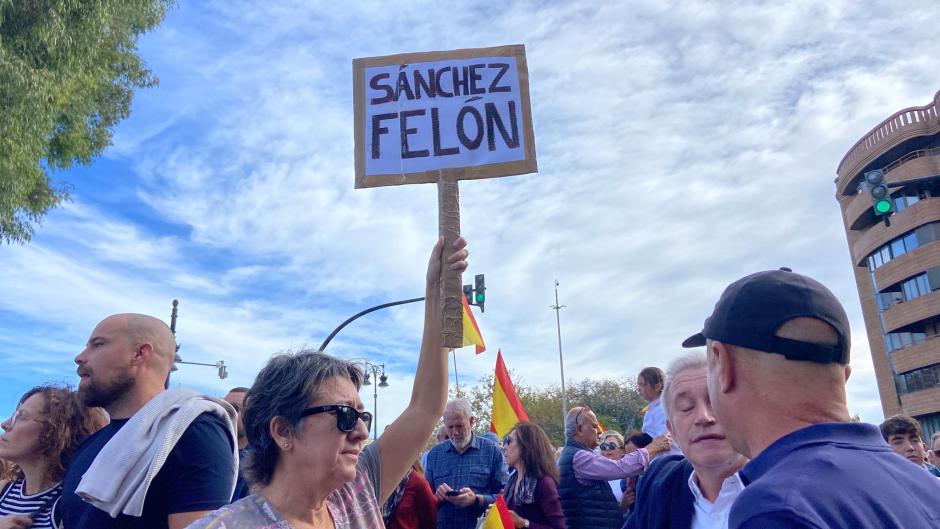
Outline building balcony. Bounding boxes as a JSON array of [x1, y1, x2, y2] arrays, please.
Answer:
[[851, 199, 940, 266], [837, 90, 940, 194], [900, 385, 940, 417], [883, 290, 940, 333], [893, 338, 940, 374], [875, 240, 940, 291], [842, 150, 940, 230]]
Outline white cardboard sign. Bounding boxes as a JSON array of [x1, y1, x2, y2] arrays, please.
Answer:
[[354, 45, 537, 188]]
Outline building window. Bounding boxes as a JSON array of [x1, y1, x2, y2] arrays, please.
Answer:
[[893, 191, 921, 212], [885, 331, 927, 352], [898, 364, 940, 394], [867, 221, 940, 271]]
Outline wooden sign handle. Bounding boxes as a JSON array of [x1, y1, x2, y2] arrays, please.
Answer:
[[438, 169, 463, 349]]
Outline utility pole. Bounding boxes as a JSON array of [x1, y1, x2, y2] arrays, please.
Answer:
[[551, 280, 568, 424]]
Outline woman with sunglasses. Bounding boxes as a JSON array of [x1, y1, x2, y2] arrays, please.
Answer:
[[502, 422, 566, 529], [0, 385, 107, 529], [188, 237, 468, 529], [598, 431, 626, 503]]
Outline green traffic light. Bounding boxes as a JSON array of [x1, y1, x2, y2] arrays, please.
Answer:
[[874, 199, 893, 214], [475, 292, 484, 303]]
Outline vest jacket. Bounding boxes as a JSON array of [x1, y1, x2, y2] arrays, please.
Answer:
[[558, 439, 622, 529]]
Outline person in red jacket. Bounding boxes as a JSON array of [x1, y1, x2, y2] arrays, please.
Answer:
[[385, 459, 437, 529], [503, 422, 566, 529]]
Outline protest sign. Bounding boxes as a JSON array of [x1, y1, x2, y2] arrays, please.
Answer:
[[353, 45, 537, 348], [354, 44, 537, 188]]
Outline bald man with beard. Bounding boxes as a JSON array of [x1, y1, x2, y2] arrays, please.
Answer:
[[683, 269, 940, 529], [59, 314, 237, 529]]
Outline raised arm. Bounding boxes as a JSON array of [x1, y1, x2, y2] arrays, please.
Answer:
[[377, 237, 468, 503]]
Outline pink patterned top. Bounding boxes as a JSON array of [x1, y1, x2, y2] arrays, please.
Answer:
[[186, 443, 384, 529]]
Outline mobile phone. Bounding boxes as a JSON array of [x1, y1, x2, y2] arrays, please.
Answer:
[[445, 490, 462, 496]]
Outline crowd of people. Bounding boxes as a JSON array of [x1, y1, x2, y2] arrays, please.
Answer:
[[2, 242, 940, 528]]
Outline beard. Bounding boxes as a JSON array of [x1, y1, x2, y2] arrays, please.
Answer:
[[450, 434, 471, 451], [79, 370, 135, 408]]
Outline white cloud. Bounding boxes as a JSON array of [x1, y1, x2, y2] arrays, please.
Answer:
[[3, 0, 940, 430]]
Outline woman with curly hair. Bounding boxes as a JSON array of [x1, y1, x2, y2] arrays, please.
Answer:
[[0, 385, 107, 528]]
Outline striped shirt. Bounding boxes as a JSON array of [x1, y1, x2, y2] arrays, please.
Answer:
[[0, 477, 62, 529]]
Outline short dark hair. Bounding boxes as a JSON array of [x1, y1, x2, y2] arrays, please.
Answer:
[[242, 351, 363, 487], [624, 430, 653, 448], [638, 367, 665, 394], [879, 415, 923, 442], [510, 422, 560, 483], [227, 387, 249, 394]]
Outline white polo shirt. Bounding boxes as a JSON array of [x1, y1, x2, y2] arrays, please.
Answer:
[[687, 471, 744, 529]]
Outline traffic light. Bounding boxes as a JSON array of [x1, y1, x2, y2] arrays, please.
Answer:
[[463, 284, 474, 303], [474, 274, 485, 312], [865, 169, 895, 217]]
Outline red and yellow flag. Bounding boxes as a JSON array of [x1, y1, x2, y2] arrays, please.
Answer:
[[490, 350, 528, 438], [597, 420, 607, 434], [480, 495, 514, 529], [462, 292, 486, 354]]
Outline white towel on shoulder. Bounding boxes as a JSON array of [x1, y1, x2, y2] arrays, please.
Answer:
[[75, 387, 239, 518]]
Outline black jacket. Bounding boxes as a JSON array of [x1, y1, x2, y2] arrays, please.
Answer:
[[623, 454, 694, 529]]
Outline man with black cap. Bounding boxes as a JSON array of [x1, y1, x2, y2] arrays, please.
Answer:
[[683, 268, 940, 528]]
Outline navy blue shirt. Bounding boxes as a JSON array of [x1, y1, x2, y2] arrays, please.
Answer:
[[424, 434, 508, 529], [231, 447, 251, 502], [730, 422, 940, 529], [60, 413, 236, 529]]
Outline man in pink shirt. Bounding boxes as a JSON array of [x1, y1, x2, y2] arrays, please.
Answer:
[[557, 406, 671, 529]]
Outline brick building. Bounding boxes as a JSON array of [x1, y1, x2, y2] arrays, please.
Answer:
[[837, 89, 940, 437]]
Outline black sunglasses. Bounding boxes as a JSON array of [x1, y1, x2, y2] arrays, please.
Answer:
[[599, 442, 623, 451], [300, 405, 372, 433], [575, 406, 592, 427]]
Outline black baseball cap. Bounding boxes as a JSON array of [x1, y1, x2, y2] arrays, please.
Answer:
[[681, 268, 850, 364]]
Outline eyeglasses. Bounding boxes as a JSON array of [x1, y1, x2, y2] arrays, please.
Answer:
[[300, 405, 372, 433], [7, 409, 42, 429], [599, 442, 623, 451]]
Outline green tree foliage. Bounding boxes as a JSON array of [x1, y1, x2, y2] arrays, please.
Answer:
[[0, 0, 174, 243], [461, 372, 646, 448]]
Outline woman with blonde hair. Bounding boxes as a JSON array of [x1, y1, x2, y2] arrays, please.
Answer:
[[0, 385, 107, 528]]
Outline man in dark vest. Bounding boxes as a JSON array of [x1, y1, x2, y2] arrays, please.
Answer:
[[558, 406, 671, 529]]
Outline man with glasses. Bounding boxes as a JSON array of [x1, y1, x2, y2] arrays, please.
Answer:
[[425, 398, 508, 529], [223, 387, 251, 500], [558, 406, 671, 529], [59, 313, 237, 529]]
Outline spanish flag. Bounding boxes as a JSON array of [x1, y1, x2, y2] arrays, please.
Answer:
[[490, 350, 528, 438], [597, 420, 607, 434], [480, 495, 514, 529], [462, 292, 486, 354]]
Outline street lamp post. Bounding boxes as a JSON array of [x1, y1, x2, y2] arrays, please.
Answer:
[[551, 280, 568, 424], [362, 361, 388, 440], [166, 299, 229, 383]]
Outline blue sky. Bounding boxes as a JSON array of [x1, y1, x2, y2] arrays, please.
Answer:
[[2, 1, 940, 430]]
